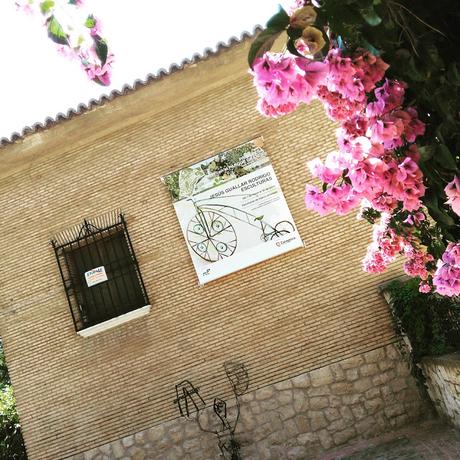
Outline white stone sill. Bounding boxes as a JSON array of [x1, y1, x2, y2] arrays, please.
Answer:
[[77, 305, 151, 337]]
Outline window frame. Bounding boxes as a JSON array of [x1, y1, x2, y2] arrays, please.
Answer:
[[52, 213, 150, 335]]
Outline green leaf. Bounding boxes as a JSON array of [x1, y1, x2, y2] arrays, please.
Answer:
[[286, 26, 303, 40], [447, 63, 460, 86], [423, 188, 456, 227], [403, 57, 425, 82], [95, 38, 108, 66], [47, 16, 68, 45], [85, 15, 96, 29], [362, 40, 380, 56], [248, 28, 282, 68], [40, 0, 54, 14], [419, 145, 435, 162], [266, 6, 290, 30], [435, 144, 458, 171], [360, 6, 382, 26]]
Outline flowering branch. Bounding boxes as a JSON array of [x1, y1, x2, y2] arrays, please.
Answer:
[[16, 0, 113, 85], [249, 1, 460, 296]]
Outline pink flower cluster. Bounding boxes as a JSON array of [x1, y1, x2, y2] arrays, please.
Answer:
[[433, 243, 460, 297], [362, 215, 407, 273], [288, 49, 425, 218], [251, 52, 327, 117], [316, 49, 389, 122], [362, 214, 434, 292], [403, 245, 433, 280], [251, 39, 437, 293], [82, 52, 114, 86], [445, 176, 460, 216]]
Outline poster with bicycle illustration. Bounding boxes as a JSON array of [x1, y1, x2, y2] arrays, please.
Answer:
[[162, 137, 303, 284]]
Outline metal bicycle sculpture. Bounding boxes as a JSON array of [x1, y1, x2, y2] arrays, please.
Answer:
[[173, 362, 249, 460], [187, 195, 295, 263]]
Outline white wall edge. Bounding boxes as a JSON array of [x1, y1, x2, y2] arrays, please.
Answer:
[[77, 305, 151, 337]]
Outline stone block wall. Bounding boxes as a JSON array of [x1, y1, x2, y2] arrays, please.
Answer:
[[67, 343, 428, 460], [421, 352, 460, 429]]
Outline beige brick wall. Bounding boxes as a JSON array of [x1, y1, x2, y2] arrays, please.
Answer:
[[0, 38, 401, 459]]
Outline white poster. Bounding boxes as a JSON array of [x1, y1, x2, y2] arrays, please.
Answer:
[[163, 138, 303, 284]]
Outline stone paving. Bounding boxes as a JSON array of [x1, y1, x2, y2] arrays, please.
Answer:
[[320, 419, 460, 460]]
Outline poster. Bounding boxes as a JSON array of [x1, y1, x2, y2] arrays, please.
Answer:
[[163, 138, 303, 284]]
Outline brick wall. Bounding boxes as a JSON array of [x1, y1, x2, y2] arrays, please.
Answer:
[[0, 37, 403, 459]]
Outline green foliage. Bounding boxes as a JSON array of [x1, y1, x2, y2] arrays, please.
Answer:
[[248, 28, 283, 68], [47, 15, 68, 45], [40, 0, 54, 15], [248, 7, 290, 67], [0, 343, 27, 460], [95, 38, 108, 66], [85, 15, 96, 29], [386, 278, 460, 362], [163, 172, 180, 200]]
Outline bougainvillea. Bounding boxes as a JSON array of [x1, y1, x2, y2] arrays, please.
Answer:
[[249, 1, 460, 296], [16, 0, 113, 85]]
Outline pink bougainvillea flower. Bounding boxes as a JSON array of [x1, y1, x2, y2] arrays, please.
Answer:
[[353, 51, 389, 92], [433, 243, 460, 296], [362, 245, 390, 273], [445, 176, 460, 216], [403, 211, 425, 226], [82, 52, 114, 86], [442, 242, 460, 266], [305, 183, 358, 216], [307, 151, 344, 184], [419, 281, 431, 293], [257, 99, 298, 118], [296, 59, 328, 89], [251, 52, 327, 117], [403, 245, 433, 280]]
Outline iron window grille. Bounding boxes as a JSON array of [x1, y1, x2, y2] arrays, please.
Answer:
[[52, 212, 149, 333]]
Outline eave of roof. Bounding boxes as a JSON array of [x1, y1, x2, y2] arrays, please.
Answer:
[[0, 27, 261, 148]]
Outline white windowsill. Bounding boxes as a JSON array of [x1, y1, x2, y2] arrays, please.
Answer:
[[77, 305, 151, 337]]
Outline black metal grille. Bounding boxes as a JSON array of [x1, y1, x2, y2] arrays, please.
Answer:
[[52, 213, 149, 332]]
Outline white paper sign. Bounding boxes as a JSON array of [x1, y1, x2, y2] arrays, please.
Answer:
[[163, 138, 303, 284], [84, 266, 108, 287]]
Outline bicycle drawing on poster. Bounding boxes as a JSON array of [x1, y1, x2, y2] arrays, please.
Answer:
[[186, 192, 295, 263]]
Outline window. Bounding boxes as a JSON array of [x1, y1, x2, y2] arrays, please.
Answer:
[[52, 212, 150, 335]]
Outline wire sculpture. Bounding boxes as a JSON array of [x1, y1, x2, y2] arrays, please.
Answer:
[[173, 362, 249, 460]]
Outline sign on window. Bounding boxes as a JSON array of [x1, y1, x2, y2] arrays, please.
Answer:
[[162, 138, 303, 284], [84, 266, 108, 287]]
